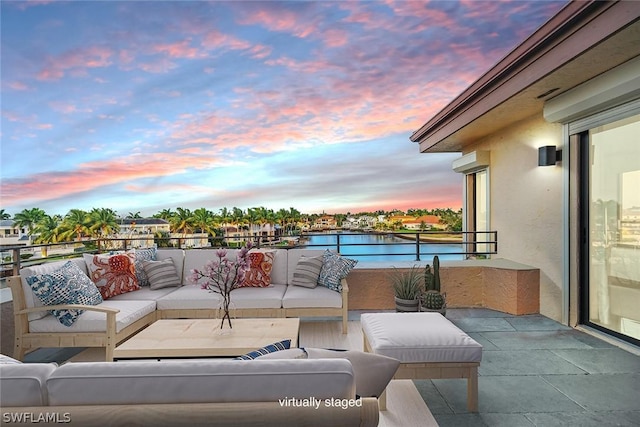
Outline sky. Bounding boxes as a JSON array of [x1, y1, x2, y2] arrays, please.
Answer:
[[0, 0, 567, 217]]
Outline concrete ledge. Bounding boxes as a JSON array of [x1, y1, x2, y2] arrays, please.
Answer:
[[348, 258, 540, 315]]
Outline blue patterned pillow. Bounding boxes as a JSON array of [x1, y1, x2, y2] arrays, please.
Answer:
[[134, 247, 157, 287], [233, 339, 292, 360], [318, 250, 357, 292], [26, 261, 103, 327]]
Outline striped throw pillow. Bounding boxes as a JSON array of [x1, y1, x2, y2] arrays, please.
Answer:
[[142, 258, 181, 290], [291, 255, 323, 288], [233, 340, 292, 360]]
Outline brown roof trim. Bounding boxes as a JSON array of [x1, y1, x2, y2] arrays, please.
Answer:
[[409, 0, 620, 146]]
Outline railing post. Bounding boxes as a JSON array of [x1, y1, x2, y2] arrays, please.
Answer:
[[12, 248, 21, 276], [336, 234, 340, 253], [415, 233, 421, 261]]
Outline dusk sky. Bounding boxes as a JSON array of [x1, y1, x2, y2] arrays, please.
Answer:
[[1, 0, 566, 217]]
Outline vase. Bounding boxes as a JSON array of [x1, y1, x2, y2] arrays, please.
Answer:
[[217, 299, 236, 334], [394, 297, 419, 312]]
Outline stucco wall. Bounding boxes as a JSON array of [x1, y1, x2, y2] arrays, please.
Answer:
[[464, 113, 564, 321]]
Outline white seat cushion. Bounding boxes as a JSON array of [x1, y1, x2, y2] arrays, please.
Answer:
[[108, 286, 178, 301], [230, 285, 287, 309], [29, 300, 156, 334], [46, 359, 355, 405], [155, 285, 222, 310], [361, 312, 482, 363], [282, 285, 342, 308]]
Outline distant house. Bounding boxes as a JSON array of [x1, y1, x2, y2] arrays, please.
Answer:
[[403, 215, 442, 231], [118, 218, 170, 235], [0, 220, 31, 246], [411, 1, 640, 345], [313, 215, 337, 230]]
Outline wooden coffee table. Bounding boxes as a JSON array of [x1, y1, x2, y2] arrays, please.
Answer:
[[113, 318, 300, 360]]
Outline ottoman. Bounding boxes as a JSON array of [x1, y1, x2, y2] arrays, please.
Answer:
[[361, 312, 482, 412]]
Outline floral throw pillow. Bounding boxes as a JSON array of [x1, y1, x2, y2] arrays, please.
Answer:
[[241, 251, 275, 288], [26, 261, 103, 326], [134, 247, 157, 287], [317, 250, 357, 292], [84, 252, 139, 299]]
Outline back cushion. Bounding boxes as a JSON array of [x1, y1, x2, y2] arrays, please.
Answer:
[[0, 363, 57, 407], [20, 258, 88, 321], [46, 359, 355, 405]]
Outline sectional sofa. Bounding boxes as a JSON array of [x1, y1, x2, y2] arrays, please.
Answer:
[[8, 248, 352, 361], [0, 357, 379, 427]]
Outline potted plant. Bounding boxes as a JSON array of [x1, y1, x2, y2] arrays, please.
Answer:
[[390, 265, 423, 312], [420, 255, 446, 315]]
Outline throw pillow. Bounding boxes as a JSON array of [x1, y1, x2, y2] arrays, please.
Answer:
[[305, 348, 400, 398], [143, 258, 181, 290], [291, 255, 323, 288], [241, 251, 275, 288], [134, 247, 157, 287], [233, 339, 291, 360], [84, 252, 139, 299], [317, 250, 357, 292], [26, 261, 103, 327]]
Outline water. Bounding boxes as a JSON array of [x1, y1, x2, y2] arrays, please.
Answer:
[[301, 232, 463, 262]]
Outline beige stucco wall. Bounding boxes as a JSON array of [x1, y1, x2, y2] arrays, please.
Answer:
[[464, 113, 565, 321]]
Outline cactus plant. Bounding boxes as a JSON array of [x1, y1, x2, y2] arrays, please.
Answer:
[[420, 256, 446, 314]]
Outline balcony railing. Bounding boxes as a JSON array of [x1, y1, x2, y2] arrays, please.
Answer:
[[0, 231, 497, 282]]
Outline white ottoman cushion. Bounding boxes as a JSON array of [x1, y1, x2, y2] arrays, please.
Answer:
[[361, 312, 482, 363]]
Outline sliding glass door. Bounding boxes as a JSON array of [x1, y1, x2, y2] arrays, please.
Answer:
[[582, 113, 640, 343]]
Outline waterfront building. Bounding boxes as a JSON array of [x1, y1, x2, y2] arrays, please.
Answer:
[[411, 1, 640, 345], [117, 218, 170, 235]]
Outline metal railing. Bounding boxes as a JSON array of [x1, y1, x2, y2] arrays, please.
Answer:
[[0, 230, 497, 281]]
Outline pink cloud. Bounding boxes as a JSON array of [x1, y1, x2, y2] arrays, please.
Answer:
[[1, 152, 224, 207], [152, 39, 203, 59], [7, 81, 30, 91], [37, 46, 113, 81]]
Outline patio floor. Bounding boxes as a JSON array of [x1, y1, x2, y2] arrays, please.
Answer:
[[5, 307, 640, 426]]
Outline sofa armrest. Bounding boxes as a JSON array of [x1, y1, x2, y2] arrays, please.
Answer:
[[16, 305, 119, 316], [341, 278, 349, 293]]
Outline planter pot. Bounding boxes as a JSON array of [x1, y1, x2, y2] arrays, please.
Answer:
[[394, 297, 419, 312]]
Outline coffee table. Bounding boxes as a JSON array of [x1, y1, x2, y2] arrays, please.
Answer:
[[113, 318, 300, 360]]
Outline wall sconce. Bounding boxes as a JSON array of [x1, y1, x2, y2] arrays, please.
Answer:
[[538, 145, 562, 166]]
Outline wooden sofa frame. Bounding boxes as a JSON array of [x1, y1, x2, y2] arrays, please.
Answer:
[[7, 277, 157, 362], [1, 398, 379, 427]]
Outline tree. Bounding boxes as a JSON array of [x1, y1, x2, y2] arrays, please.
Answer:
[[0, 209, 11, 220], [89, 208, 119, 237], [126, 211, 142, 219], [170, 207, 193, 235], [13, 208, 46, 235], [153, 209, 174, 221], [59, 209, 90, 241], [192, 208, 218, 235], [33, 215, 61, 244]]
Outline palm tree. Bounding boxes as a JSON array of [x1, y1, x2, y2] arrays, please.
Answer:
[[192, 207, 218, 236], [0, 209, 11, 220], [13, 207, 46, 235], [33, 215, 61, 245], [59, 209, 90, 241], [153, 208, 175, 221], [218, 207, 232, 227], [89, 208, 119, 237], [170, 207, 193, 247], [126, 211, 142, 219]]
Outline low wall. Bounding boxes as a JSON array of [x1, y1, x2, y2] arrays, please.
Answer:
[[347, 259, 539, 315]]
